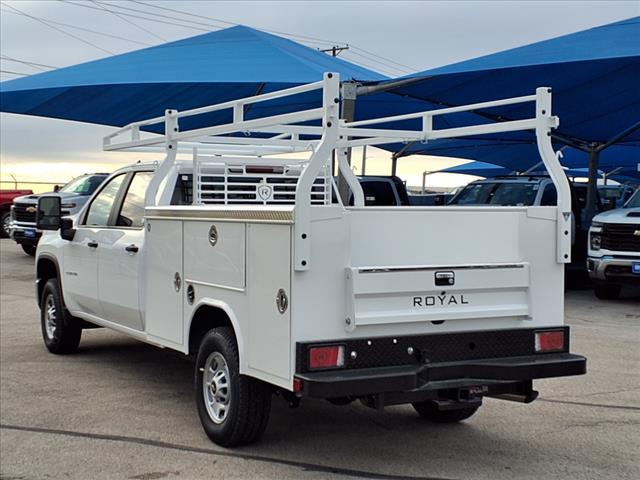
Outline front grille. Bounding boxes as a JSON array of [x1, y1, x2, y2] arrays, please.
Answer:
[[601, 223, 640, 252], [296, 327, 570, 373], [12, 203, 36, 223]]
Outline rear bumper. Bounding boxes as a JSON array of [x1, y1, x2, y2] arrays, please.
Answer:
[[297, 352, 586, 398]]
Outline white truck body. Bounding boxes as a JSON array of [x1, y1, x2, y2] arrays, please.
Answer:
[[35, 74, 585, 446]]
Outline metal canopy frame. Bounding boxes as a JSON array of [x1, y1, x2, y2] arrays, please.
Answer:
[[104, 72, 571, 269]]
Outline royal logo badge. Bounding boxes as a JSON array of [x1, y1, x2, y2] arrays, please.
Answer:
[[257, 184, 273, 201]]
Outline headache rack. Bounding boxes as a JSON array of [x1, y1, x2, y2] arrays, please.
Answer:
[[193, 156, 331, 206], [103, 72, 572, 269]]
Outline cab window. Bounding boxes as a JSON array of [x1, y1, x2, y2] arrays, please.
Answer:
[[84, 174, 126, 226], [117, 172, 153, 228]]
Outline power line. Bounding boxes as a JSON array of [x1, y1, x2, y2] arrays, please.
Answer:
[[2, 3, 115, 55], [0, 55, 58, 71], [131, 0, 337, 46], [88, 0, 167, 42], [129, 0, 417, 73], [350, 46, 417, 72], [0, 69, 29, 76], [0, 7, 153, 47], [59, 0, 213, 33]]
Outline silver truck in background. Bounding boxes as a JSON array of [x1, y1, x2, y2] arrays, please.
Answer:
[[10, 173, 108, 256]]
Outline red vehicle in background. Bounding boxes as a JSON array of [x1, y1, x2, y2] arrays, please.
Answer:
[[0, 189, 33, 238]]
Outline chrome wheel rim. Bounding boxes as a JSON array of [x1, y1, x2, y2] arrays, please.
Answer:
[[203, 352, 230, 424], [44, 294, 57, 340]]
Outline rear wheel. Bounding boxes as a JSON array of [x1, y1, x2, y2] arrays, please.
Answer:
[[594, 283, 621, 300], [412, 400, 479, 423], [0, 211, 10, 238], [21, 243, 36, 256], [40, 279, 82, 354], [195, 327, 271, 447]]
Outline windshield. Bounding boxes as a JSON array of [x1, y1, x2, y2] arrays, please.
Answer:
[[624, 189, 640, 208], [59, 175, 107, 195], [449, 182, 540, 206]]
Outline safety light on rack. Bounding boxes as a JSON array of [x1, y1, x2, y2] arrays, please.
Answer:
[[534, 330, 565, 353], [308, 345, 345, 370]]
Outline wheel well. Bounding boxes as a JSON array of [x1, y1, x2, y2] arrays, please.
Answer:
[[36, 258, 58, 302], [188, 305, 235, 355]]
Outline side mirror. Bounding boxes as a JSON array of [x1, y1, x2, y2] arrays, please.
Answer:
[[53, 185, 61, 192], [37, 196, 62, 230]]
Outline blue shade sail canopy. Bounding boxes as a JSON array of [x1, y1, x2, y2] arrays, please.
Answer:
[[380, 17, 640, 167], [0, 25, 389, 130], [439, 161, 512, 177]]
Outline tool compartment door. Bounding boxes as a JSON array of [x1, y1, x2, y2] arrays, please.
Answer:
[[246, 223, 292, 383]]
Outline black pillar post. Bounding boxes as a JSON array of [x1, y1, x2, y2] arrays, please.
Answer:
[[337, 82, 357, 204], [584, 147, 600, 225]]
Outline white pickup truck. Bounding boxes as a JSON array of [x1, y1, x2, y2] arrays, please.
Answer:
[[587, 188, 640, 299], [34, 74, 586, 447]]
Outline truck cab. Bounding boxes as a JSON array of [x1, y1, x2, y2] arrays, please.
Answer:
[[587, 188, 640, 299], [33, 75, 586, 447]]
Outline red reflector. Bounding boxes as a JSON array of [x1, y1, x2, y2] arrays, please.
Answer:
[[535, 330, 564, 352], [293, 378, 302, 393], [308, 345, 345, 370]]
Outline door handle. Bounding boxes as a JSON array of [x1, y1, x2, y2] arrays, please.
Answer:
[[87, 241, 98, 248], [125, 244, 139, 253]]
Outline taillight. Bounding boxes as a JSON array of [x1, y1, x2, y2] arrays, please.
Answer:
[[308, 345, 345, 370], [535, 330, 565, 353]]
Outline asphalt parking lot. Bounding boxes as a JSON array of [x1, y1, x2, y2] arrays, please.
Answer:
[[0, 238, 638, 480]]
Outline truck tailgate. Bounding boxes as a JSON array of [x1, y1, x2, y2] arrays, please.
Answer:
[[346, 263, 530, 330]]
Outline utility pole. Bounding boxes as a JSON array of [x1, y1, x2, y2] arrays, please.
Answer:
[[319, 45, 349, 57]]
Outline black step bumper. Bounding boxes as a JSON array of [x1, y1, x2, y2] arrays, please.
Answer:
[[296, 353, 586, 398]]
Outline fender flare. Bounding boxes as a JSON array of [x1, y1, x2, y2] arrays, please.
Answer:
[[188, 298, 245, 368]]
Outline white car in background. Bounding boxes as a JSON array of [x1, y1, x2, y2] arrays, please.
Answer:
[[587, 188, 640, 299]]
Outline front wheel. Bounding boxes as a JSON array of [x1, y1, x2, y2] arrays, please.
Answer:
[[21, 243, 37, 256], [195, 327, 272, 447], [40, 279, 82, 354], [412, 400, 479, 423], [0, 211, 11, 238]]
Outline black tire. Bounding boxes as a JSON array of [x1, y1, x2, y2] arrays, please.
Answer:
[[21, 243, 36, 256], [195, 327, 271, 447], [594, 283, 621, 300], [0, 211, 10, 238], [40, 278, 82, 354], [412, 400, 479, 423]]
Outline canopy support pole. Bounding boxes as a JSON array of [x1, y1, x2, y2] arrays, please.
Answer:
[[337, 81, 358, 203], [584, 146, 600, 224], [361, 145, 367, 175]]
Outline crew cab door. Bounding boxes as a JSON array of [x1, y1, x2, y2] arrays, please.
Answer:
[[63, 173, 127, 318], [97, 171, 153, 331]]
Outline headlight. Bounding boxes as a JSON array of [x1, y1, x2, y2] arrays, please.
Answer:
[[590, 221, 602, 250]]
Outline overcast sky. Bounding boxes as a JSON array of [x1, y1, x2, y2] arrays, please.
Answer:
[[1, 0, 638, 189]]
